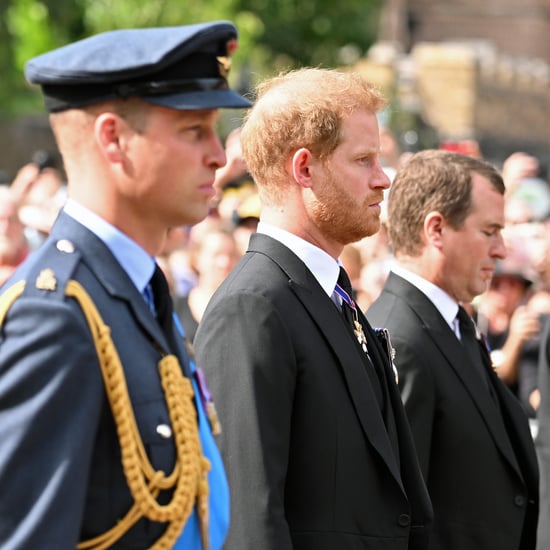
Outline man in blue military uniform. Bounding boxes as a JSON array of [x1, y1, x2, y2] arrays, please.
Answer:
[[0, 22, 250, 549]]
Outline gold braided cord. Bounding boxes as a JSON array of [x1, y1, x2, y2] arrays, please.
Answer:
[[0, 280, 210, 549], [0, 280, 25, 322]]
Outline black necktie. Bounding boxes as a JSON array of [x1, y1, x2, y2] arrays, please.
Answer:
[[456, 306, 493, 395], [149, 264, 177, 351], [144, 264, 193, 381]]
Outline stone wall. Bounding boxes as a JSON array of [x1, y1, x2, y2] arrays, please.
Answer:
[[355, 40, 550, 165], [381, 0, 550, 64]]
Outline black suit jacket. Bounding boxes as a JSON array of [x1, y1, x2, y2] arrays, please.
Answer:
[[368, 272, 539, 550], [194, 234, 432, 550]]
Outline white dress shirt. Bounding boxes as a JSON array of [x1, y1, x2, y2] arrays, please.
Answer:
[[391, 264, 461, 338]]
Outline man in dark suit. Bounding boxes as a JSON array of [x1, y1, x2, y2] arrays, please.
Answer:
[[368, 150, 539, 550], [0, 22, 250, 549], [193, 68, 433, 550]]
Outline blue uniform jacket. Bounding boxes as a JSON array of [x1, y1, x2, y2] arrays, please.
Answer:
[[0, 212, 228, 549]]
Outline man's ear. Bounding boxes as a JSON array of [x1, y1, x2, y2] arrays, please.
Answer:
[[93, 112, 128, 164], [424, 211, 446, 249], [290, 147, 314, 189]]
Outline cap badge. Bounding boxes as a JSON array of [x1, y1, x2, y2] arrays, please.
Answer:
[[217, 39, 237, 79], [216, 55, 232, 79]]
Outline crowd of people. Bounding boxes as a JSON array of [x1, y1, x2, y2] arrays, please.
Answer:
[[4, 119, 550, 417], [1, 18, 550, 550]]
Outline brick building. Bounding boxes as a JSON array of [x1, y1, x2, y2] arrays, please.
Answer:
[[368, 0, 550, 165], [381, 0, 550, 63]]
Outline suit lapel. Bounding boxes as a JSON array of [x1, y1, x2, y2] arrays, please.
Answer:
[[385, 273, 522, 476], [248, 234, 403, 487], [439, 324, 521, 474]]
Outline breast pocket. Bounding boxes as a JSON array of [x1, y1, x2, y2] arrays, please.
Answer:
[[134, 398, 178, 475]]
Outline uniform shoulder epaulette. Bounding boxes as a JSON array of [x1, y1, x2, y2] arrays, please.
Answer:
[[20, 239, 81, 300]]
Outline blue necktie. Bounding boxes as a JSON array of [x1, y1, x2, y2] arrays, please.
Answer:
[[142, 281, 156, 315]]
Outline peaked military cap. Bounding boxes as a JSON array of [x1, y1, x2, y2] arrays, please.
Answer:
[[25, 21, 251, 112]]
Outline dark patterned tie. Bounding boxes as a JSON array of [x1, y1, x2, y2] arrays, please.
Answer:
[[337, 267, 357, 332], [456, 305, 494, 395], [337, 267, 402, 459], [336, 266, 385, 406]]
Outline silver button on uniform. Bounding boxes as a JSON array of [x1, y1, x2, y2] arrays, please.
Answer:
[[56, 239, 75, 253], [156, 424, 172, 439]]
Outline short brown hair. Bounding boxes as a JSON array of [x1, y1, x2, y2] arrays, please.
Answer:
[[240, 67, 386, 205], [387, 149, 505, 256], [49, 98, 152, 175]]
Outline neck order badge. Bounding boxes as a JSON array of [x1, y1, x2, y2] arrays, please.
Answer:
[[334, 267, 368, 354]]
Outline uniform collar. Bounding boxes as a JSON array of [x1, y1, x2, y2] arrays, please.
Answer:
[[63, 198, 155, 292]]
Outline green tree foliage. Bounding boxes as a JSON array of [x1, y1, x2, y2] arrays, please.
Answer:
[[0, 0, 87, 115], [0, 0, 382, 116], [234, 0, 382, 71]]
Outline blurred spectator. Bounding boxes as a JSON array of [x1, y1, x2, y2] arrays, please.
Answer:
[[505, 176, 550, 225], [160, 225, 197, 298], [216, 180, 256, 225], [0, 185, 30, 285], [339, 243, 363, 300], [209, 125, 260, 255], [9, 153, 66, 248], [476, 232, 540, 392], [213, 126, 250, 198], [378, 125, 401, 181], [506, 222, 550, 290], [501, 151, 540, 195], [353, 207, 394, 309], [358, 255, 394, 310], [439, 138, 482, 158], [173, 223, 239, 342], [231, 190, 260, 256], [518, 289, 550, 418]]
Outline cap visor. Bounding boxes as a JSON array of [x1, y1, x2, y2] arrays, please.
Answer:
[[144, 89, 251, 110]]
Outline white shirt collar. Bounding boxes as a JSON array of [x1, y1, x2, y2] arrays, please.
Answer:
[[391, 263, 459, 331], [257, 221, 340, 297]]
